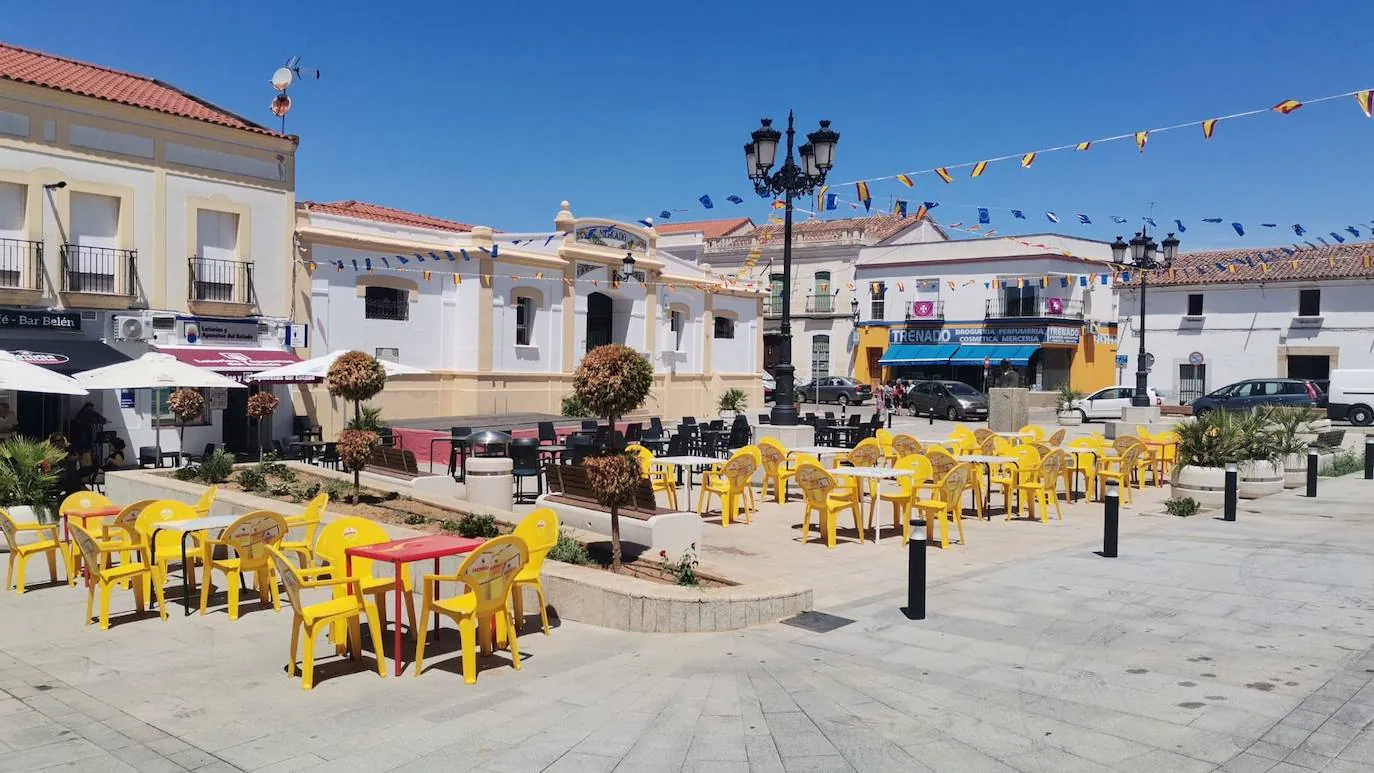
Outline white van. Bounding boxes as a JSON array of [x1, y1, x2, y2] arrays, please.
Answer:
[[1326, 369, 1374, 425]]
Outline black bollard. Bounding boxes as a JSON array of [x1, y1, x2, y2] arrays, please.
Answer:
[[904, 521, 927, 620], [1366, 436, 1374, 480], [1306, 446, 1319, 498], [1223, 462, 1238, 522], [1102, 481, 1119, 557]]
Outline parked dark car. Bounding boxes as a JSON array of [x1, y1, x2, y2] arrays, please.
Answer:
[[797, 376, 872, 406], [1188, 378, 1322, 418], [904, 380, 988, 421]]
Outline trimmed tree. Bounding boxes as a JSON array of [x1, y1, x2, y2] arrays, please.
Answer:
[[246, 391, 280, 458], [572, 344, 654, 569], [326, 351, 388, 502], [166, 388, 204, 463]]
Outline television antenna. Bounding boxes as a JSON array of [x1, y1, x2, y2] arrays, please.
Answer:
[[269, 56, 320, 134]]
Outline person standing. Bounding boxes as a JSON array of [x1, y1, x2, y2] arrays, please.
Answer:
[[995, 359, 1022, 388]]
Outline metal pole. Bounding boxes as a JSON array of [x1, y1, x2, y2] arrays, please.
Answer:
[[1102, 481, 1119, 557], [1306, 446, 1319, 498], [1223, 462, 1238, 521], [1365, 435, 1373, 480], [904, 520, 926, 619], [1133, 263, 1149, 407], [769, 113, 799, 426]]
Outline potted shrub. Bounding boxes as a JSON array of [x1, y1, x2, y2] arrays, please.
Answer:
[[718, 388, 746, 420], [327, 351, 388, 503], [166, 387, 204, 462], [0, 437, 66, 551], [1271, 406, 1320, 489], [1056, 384, 1084, 426], [1233, 408, 1284, 499], [246, 391, 280, 459], [1171, 409, 1241, 508]]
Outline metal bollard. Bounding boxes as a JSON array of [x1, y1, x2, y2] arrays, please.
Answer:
[[1366, 436, 1374, 480], [1223, 462, 1238, 522], [1306, 446, 1319, 498], [1102, 481, 1119, 558], [904, 521, 927, 620]]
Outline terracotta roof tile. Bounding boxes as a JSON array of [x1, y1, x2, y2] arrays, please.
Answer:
[[302, 200, 476, 233], [1119, 242, 1374, 286], [0, 42, 287, 139], [654, 217, 754, 238]]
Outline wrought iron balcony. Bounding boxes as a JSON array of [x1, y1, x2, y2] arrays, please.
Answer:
[[0, 238, 43, 291], [188, 257, 254, 304], [985, 297, 1085, 319], [804, 294, 835, 313], [905, 300, 945, 320], [763, 297, 785, 317], [60, 244, 136, 295]]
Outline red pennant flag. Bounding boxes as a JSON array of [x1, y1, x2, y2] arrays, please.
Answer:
[[1273, 99, 1303, 114]]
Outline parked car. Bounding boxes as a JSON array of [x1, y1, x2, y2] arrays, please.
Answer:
[[797, 376, 872, 406], [1188, 378, 1321, 418], [1071, 385, 1164, 421], [1326, 370, 1374, 425], [762, 372, 776, 403], [904, 380, 988, 421]]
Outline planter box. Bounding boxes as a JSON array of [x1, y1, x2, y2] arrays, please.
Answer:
[[1171, 465, 1227, 508], [1282, 453, 1307, 489], [1056, 411, 1082, 426], [1238, 460, 1283, 499]]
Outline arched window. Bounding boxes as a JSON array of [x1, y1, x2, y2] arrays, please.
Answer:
[[811, 334, 830, 378]]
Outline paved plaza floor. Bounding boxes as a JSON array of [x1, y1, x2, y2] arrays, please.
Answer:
[[4, 441, 1374, 771]]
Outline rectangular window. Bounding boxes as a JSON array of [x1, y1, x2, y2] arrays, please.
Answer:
[[514, 295, 534, 345], [670, 309, 684, 351], [1187, 293, 1204, 316], [1002, 284, 1038, 316], [870, 282, 885, 320], [811, 335, 830, 379], [713, 315, 735, 339], [1298, 288, 1321, 317], [364, 286, 409, 321]]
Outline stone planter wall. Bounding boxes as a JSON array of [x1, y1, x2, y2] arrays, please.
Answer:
[[1238, 460, 1283, 499], [1171, 465, 1227, 508]]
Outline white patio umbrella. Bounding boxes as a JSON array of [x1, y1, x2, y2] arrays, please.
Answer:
[[0, 350, 89, 396], [244, 349, 429, 382], [74, 352, 245, 456]]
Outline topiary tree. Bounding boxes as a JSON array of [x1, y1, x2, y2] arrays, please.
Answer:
[[336, 429, 378, 503], [326, 351, 388, 502], [572, 344, 654, 569], [246, 391, 280, 458], [166, 388, 204, 464]]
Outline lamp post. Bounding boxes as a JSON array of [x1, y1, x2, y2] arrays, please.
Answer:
[[1111, 229, 1179, 407], [746, 111, 839, 425], [613, 251, 637, 283]]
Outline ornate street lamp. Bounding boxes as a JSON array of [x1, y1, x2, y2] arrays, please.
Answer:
[[613, 251, 637, 283], [1111, 229, 1178, 408], [746, 112, 839, 425]]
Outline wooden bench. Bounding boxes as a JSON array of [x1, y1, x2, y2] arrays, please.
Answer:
[[542, 462, 670, 518], [367, 447, 423, 480], [1313, 429, 1346, 450], [537, 462, 701, 554]]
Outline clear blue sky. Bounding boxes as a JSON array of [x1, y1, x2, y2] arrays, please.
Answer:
[[8, 1, 1373, 248]]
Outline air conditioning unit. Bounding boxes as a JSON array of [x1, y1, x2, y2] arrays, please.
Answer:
[[113, 312, 155, 342]]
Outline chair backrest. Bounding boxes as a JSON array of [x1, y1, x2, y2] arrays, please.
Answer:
[[875, 428, 894, 452], [111, 498, 158, 539], [536, 422, 556, 443], [935, 463, 972, 502], [794, 461, 839, 508], [314, 515, 391, 578], [1118, 443, 1145, 467], [973, 428, 994, 443], [891, 434, 921, 458], [513, 508, 559, 578], [193, 486, 218, 517], [267, 546, 314, 618], [847, 414, 862, 427], [1010, 445, 1042, 471], [1020, 424, 1046, 441], [825, 411, 835, 420], [203, 443, 216, 458], [454, 535, 528, 617], [69, 524, 106, 578], [135, 500, 198, 555], [893, 454, 934, 496], [218, 511, 287, 566], [1037, 449, 1068, 482], [683, 416, 696, 425], [728, 418, 751, 448], [138, 446, 157, 465], [582, 420, 599, 431], [1047, 428, 1066, 447], [0, 508, 24, 551], [650, 417, 665, 435], [625, 423, 643, 443], [1113, 436, 1142, 454], [1136, 425, 1153, 440], [846, 438, 882, 468], [719, 447, 759, 486], [59, 490, 112, 516], [927, 446, 956, 479], [509, 440, 541, 473], [665, 432, 688, 457], [757, 413, 770, 425], [625, 444, 653, 474], [757, 438, 786, 473]]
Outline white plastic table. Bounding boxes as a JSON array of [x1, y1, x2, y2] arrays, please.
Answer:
[[956, 454, 1019, 518], [150, 515, 238, 616], [788, 446, 851, 457], [655, 455, 724, 501], [837, 466, 918, 544]]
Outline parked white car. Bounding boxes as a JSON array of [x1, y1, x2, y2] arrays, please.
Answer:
[[1072, 385, 1164, 421], [1327, 369, 1374, 425]]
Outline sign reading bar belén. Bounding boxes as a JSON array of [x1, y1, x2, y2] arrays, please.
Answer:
[[0, 310, 81, 331]]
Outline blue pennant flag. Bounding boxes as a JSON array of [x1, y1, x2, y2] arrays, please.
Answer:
[[1347, 226, 1361, 237], [1078, 276, 1088, 287], [1099, 275, 1109, 285], [894, 200, 908, 217], [460, 249, 471, 260], [429, 252, 443, 261], [1317, 237, 1330, 246], [364, 258, 372, 271], [334, 261, 344, 271], [491, 245, 499, 257], [1011, 209, 1025, 219], [824, 193, 838, 210], [1330, 232, 1346, 243], [1261, 223, 1278, 228], [977, 207, 990, 224], [1144, 218, 1157, 227], [1120, 271, 1131, 282], [1293, 224, 1306, 235], [544, 235, 556, 246], [1111, 216, 1128, 224], [444, 251, 456, 261], [396, 255, 409, 265], [1045, 211, 1059, 223], [923, 201, 939, 210], [1076, 213, 1091, 225], [1202, 218, 1223, 223], [1281, 247, 1295, 256], [1174, 219, 1187, 232], [1232, 222, 1245, 236], [1303, 241, 1318, 249], [726, 195, 743, 205], [637, 218, 653, 227], [350, 259, 358, 271], [699, 195, 714, 209], [1060, 276, 1069, 287], [659, 210, 671, 220], [415, 253, 425, 262], [380, 257, 390, 268]]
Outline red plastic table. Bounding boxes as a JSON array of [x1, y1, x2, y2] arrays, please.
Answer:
[[62, 505, 122, 542], [345, 534, 484, 676]]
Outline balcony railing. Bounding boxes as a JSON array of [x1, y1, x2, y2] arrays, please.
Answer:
[[188, 257, 254, 304], [60, 244, 136, 295], [805, 294, 835, 313], [0, 237, 43, 291], [905, 300, 945, 320], [763, 297, 785, 317], [985, 297, 1085, 319]]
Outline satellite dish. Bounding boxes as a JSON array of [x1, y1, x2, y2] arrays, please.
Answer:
[[270, 94, 292, 117], [271, 67, 293, 92]]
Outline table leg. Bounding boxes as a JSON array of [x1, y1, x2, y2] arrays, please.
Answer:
[[181, 532, 192, 616], [393, 567, 404, 677], [868, 481, 881, 544], [432, 557, 440, 634]]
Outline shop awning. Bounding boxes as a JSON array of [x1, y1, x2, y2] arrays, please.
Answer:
[[4, 341, 131, 375], [879, 343, 959, 366], [155, 346, 307, 382], [948, 344, 1040, 366]]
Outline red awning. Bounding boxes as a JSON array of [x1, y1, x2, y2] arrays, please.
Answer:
[[155, 346, 308, 382]]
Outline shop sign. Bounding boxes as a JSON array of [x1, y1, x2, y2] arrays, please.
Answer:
[[9, 350, 70, 366], [287, 323, 308, 348], [574, 224, 646, 252], [184, 319, 258, 344], [119, 389, 135, 408], [206, 388, 228, 411], [0, 309, 81, 331], [888, 324, 1082, 346]]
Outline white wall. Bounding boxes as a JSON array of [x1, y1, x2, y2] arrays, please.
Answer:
[[655, 286, 704, 374], [711, 294, 757, 374], [571, 264, 648, 369], [491, 272, 562, 373]]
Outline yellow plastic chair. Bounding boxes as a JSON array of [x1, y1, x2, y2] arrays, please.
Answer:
[[841, 437, 883, 469], [626, 444, 678, 510], [972, 428, 994, 445], [59, 491, 114, 581], [192, 486, 218, 517], [1, 508, 70, 593], [757, 438, 798, 504], [510, 508, 559, 635], [1019, 424, 1046, 442], [1013, 449, 1067, 523], [874, 428, 896, 462], [267, 545, 385, 691], [69, 524, 166, 630], [795, 462, 863, 548], [891, 434, 922, 459], [1153, 431, 1180, 479], [991, 446, 1041, 518], [698, 446, 759, 527], [416, 535, 528, 684], [1046, 428, 1066, 447], [877, 454, 934, 545], [933, 445, 985, 520], [95, 499, 157, 584], [914, 463, 973, 549], [199, 510, 287, 620], [1097, 445, 1145, 504], [314, 516, 418, 643], [1113, 436, 1154, 487], [1063, 438, 1099, 500], [134, 500, 200, 596], [948, 427, 977, 454], [280, 493, 328, 568]]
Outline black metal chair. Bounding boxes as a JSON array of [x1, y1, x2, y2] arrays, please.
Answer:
[[566, 434, 594, 466], [825, 412, 836, 421], [319, 442, 341, 470], [510, 439, 543, 503], [728, 415, 751, 449], [537, 421, 558, 445], [682, 416, 696, 426], [448, 426, 472, 479], [581, 420, 599, 432], [625, 423, 642, 444], [186, 443, 215, 464], [648, 417, 666, 438], [138, 446, 158, 468], [708, 419, 725, 432], [377, 427, 395, 447]]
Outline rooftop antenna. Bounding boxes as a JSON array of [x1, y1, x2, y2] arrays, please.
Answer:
[[269, 56, 320, 134]]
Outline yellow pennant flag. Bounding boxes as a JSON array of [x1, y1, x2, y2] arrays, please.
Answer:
[[1291, 260, 1300, 270], [1227, 264, 1237, 273], [1357, 91, 1373, 118], [934, 168, 953, 184], [304, 261, 316, 274], [1075, 141, 1091, 151], [1020, 152, 1036, 168], [855, 181, 871, 204], [1202, 119, 1217, 139], [1135, 131, 1148, 152], [970, 161, 988, 178], [1329, 255, 1337, 267], [990, 278, 999, 289], [1016, 278, 1024, 288], [914, 203, 928, 221], [453, 273, 461, 285], [1260, 263, 1269, 274], [423, 270, 431, 281], [947, 280, 955, 290], [896, 174, 915, 187], [1273, 99, 1303, 114], [816, 184, 829, 211], [534, 272, 543, 279], [846, 282, 855, 291], [896, 281, 905, 291], [1364, 255, 1372, 268]]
